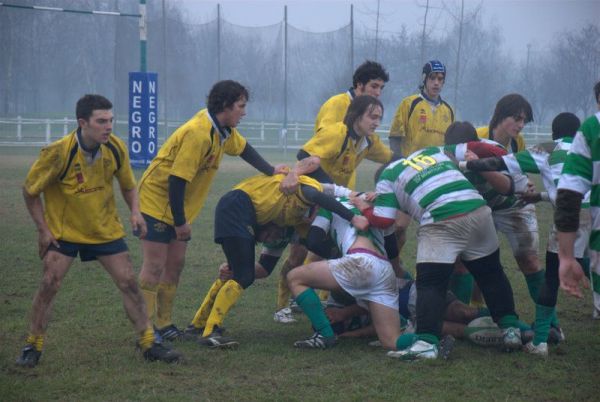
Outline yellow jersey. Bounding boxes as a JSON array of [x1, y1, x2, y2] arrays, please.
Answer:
[[139, 109, 247, 225], [302, 122, 392, 187], [389, 93, 454, 156], [476, 126, 526, 153], [235, 174, 322, 228], [314, 90, 353, 132], [24, 129, 136, 244]]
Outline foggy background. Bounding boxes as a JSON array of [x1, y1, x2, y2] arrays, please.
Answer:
[[1, 0, 599, 139]]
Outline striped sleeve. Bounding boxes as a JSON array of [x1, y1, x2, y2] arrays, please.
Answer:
[[558, 131, 592, 196]]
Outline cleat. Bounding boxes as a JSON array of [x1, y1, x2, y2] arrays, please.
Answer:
[[501, 327, 522, 352], [387, 340, 438, 361], [547, 324, 565, 345], [182, 324, 204, 341], [183, 324, 226, 341], [523, 341, 548, 357], [16, 345, 41, 368], [156, 324, 184, 342], [294, 332, 337, 349], [274, 307, 297, 323], [289, 299, 303, 314], [198, 332, 239, 349], [521, 328, 534, 345], [143, 342, 182, 363], [438, 335, 455, 360]]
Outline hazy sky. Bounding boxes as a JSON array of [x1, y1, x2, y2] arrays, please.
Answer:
[[177, 0, 600, 60]]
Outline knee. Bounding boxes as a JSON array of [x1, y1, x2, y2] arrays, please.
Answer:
[[516, 253, 539, 274], [140, 259, 165, 280], [286, 269, 301, 289], [116, 273, 139, 294], [40, 272, 62, 294]]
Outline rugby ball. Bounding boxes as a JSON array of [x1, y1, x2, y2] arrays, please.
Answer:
[[464, 316, 504, 347]]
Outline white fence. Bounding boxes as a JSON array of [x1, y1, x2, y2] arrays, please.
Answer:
[[0, 116, 551, 149]]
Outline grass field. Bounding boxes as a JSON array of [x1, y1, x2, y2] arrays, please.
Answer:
[[0, 147, 598, 401]]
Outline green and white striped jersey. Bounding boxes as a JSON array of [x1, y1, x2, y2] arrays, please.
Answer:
[[374, 147, 485, 225], [312, 196, 387, 256], [557, 112, 600, 251], [502, 137, 590, 206]]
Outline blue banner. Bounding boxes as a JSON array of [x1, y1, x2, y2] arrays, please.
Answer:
[[128, 72, 158, 168]]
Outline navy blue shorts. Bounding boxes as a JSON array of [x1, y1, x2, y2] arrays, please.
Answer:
[[48, 238, 128, 262], [214, 190, 257, 243], [142, 213, 183, 244]]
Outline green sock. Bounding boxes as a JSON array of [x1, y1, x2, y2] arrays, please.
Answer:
[[551, 309, 560, 327], [525, 270, 545, 303], [417, 333, 439, 345], [533, 304, 555, 345], [395, 333, 418, 350], [296, 288, 334, 338], [449, 272, 474, 304], [497, 314, 519, 329]]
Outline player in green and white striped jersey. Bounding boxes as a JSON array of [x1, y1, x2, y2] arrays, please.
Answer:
[[287, 195, 403, 351], [358, 147, 523, 360], [556, 83, 600, 313], [463, 112, 589, 356]]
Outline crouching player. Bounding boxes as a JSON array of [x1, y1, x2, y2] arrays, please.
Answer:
[[184, 158, 368, 348], [287, 195, 404, 351], [16, 95, 180, 367]]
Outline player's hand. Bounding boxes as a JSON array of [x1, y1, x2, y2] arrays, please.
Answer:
[[363, 192, 378, 202], [349, 194, 369, 210], [273, 164, 290, 175], [279, 171, 299, 195], [218, 262, 233, 281], [130, 211, 147, 239], [325, 307, 346, 323], [516, 192, 542, 205], [175, 223, 192, 241], [559, 256, 590, 298], [38, 227, 59, 259], [351, 215, 369, 231], [464, 150, 479, 161], [526, 179, 536, 193]]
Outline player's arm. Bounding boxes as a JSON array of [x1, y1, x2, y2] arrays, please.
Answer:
[[239, 142, 286, 176], [121, 186, 147, 239], [555, 188, 588, 298], [168, 174, 191, 241], [301, 185, 368, 230], [23, 188, 59, 259], [279, 156, 321, 194], [296, 149, 333, 183]]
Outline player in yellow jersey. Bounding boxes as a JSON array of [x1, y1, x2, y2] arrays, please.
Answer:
[[314, 60, 389, 132], [389, 60, 454, 157], [137, 80, 291, 341], [183, 160, 369, 348], [301, 95, 393, 187], [16, 95, 180, 368]]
